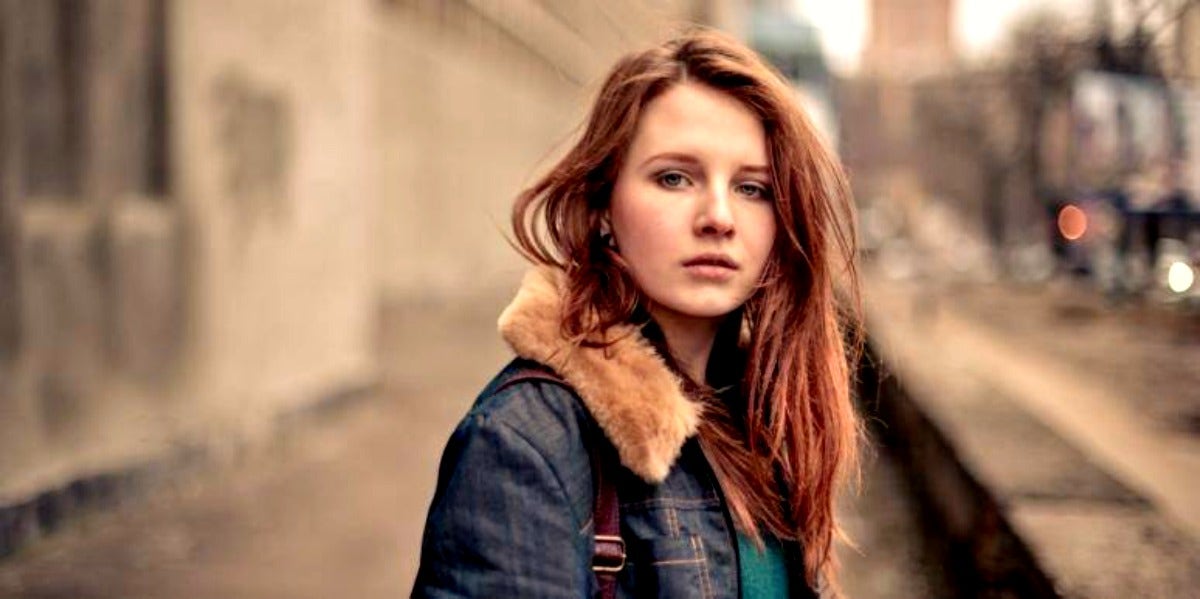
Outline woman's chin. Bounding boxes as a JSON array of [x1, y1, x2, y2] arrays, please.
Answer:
[[652, 297, 746, 322]]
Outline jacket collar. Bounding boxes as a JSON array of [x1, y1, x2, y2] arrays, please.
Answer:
[[497, 267, 701, 483]]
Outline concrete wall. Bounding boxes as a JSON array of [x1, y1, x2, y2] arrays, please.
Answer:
[[0, 0, 380, 507], [0, 0, 186, 504], [373, 3, 577, 300], [372, 0, 710, 300], [171, 0, 378, 434]]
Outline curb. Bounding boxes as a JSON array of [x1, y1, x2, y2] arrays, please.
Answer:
[[858, 344, 1059, 598]]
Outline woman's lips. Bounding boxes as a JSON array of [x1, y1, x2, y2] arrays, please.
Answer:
[[682, 254, 738, 280]]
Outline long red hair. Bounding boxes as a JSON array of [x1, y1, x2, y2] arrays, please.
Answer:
[[511, 29, 863, 591]]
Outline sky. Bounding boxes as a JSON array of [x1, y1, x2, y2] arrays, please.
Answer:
[[796, 0, 1093, 75]]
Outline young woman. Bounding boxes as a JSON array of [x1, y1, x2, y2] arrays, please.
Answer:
[[412, 29, 862, 599]]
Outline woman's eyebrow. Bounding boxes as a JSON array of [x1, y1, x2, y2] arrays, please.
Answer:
[[637, 152, 700, 168], [638, 152, 770, 174]]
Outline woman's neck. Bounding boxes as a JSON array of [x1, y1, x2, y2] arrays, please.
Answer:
[[649, 308, 722, 384]]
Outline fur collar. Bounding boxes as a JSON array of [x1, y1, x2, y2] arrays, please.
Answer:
[[497, 267, 701, 483]]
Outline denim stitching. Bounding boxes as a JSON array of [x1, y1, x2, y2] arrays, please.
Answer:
[[666, 506, 681, 537], [651, 557, 705, 566], [621, 497, 721, 510], [691, 535, 715, 599]]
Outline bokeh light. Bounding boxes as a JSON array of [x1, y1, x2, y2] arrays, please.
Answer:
[[1057, 204, 1088, 241], [1167, 261, 1195, 294]]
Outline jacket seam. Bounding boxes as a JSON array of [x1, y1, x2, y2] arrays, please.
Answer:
[[692, 534, 716, 599], [621, 497, 722, 510]]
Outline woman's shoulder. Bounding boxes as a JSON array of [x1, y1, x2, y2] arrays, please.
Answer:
[[453, 358, 597, 467], [466, 358, 590, 431], [438, 358, 598, 518]]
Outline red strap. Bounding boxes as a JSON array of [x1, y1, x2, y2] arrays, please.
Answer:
[[493, 369, 568, 393], [588, 430, 623, 599], [494, 367, 623, 599]]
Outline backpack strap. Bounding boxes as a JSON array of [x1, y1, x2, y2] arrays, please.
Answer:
[[588, 432, 624, 599], [493, 366, 624, 599]]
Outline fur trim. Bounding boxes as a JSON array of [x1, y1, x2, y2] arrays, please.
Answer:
[[498, 267, 701, 483]]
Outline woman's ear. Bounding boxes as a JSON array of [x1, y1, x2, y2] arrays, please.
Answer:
[[599, 214, 618, 250]]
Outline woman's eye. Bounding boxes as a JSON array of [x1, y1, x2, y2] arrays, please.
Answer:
[[736, 183, 770, 199], [656, 171, 690, 189]]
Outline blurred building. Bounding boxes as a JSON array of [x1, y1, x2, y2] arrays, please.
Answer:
[[0, 0, 735, 546], [838, 0, 965, 265], [862, 0, 954, 78], [841, 0, 956, 201]]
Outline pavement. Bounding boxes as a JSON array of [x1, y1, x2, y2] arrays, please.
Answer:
[[0, 292, 947, 598], [838, 450, 953, 599], [865, 270, 1200, 598]]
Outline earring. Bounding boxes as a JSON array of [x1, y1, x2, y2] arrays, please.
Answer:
[[599, 221, 617, 250]]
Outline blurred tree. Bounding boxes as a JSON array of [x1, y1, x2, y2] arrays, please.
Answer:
[[1004, 10, 1091, 211], [1101, 0, 1200, 76]]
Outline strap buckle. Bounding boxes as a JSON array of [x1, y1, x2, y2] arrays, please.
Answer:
[[592, 535, 626, 573]]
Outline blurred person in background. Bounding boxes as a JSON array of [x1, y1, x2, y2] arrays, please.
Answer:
[[412, 28, 862, 599]]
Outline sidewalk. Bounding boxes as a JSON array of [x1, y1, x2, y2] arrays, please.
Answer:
[[0, 298, 514, 599], [865, 272, 1200, 598]]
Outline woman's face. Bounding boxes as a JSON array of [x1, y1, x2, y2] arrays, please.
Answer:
[[610, 82, 777, 329]]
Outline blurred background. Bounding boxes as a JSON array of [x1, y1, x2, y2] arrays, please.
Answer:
[[0, 0, 1197, 598]]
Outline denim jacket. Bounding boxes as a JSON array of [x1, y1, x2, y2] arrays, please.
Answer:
[[411, 268, 818, 598]]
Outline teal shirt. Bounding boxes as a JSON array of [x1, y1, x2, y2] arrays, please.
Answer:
[[736, 531, 792, 599]]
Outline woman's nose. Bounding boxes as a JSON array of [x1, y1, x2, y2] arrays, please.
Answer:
[[695, 186, 735, 237]]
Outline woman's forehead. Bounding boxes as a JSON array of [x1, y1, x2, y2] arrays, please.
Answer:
[[627, 82, 768, 167]]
